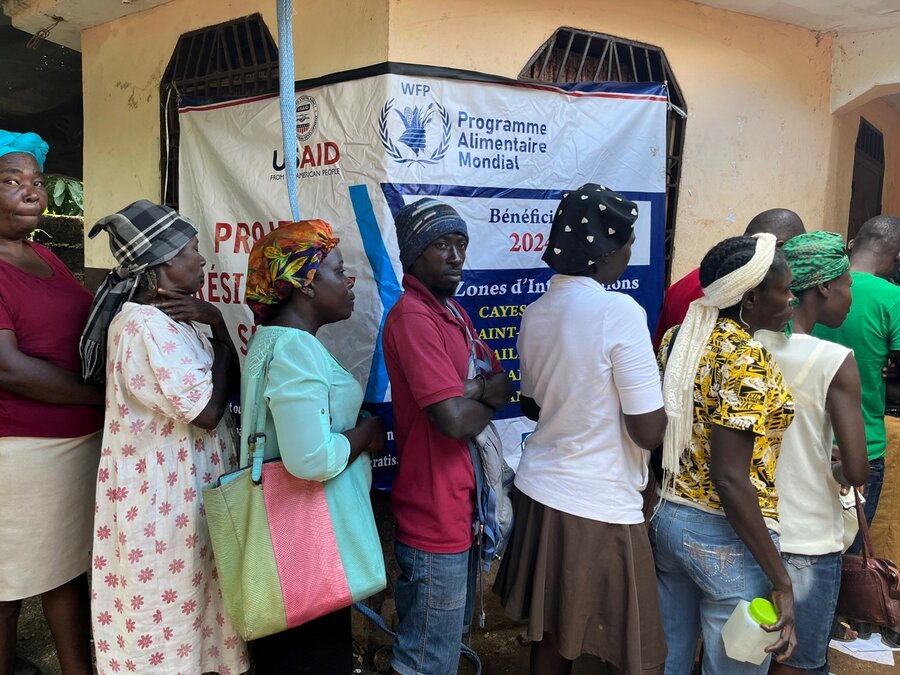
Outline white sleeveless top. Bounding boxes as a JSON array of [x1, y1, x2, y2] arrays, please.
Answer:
[[756, 330, 852, 554]]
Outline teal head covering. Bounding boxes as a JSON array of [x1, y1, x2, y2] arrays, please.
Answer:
[[780, 231, 849, 293], [0, 130, 49, 170]]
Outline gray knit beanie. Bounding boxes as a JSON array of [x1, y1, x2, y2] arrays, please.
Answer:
[[394, 198, 468, 271]]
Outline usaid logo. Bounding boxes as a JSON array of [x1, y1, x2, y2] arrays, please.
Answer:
[[295, 94, 318, 142], [379, 92, 451, 165]]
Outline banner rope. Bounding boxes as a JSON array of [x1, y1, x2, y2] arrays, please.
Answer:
[[663, 80, 687, 119], [277, 0, 300, 221]]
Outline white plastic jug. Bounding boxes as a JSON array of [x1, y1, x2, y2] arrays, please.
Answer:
[[721, 598, 779, 664]]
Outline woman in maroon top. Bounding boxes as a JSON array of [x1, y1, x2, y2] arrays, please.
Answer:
[[0, 132, 104, 675]]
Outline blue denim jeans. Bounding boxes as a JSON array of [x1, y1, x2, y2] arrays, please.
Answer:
[[391, 541, 476, 675], [848, 457, 885, 555], [780, 552, 842, 670], [650, 500, 779, 675]]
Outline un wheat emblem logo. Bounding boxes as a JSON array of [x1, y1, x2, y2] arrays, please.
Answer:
[[379, 99, 451, 165]]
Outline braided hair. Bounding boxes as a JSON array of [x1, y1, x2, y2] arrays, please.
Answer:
[[700, 236, 788, 307], [136, 267, 159, 296]]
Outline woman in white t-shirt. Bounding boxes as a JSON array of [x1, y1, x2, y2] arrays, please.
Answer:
[[494, 184, 667, 675], [756, 231, 868, 675]]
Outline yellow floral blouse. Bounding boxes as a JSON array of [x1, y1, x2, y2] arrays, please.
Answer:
[[658, 317, 795, 524]]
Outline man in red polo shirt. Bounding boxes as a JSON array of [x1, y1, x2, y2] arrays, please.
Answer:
[[383, 198, 512, 675]]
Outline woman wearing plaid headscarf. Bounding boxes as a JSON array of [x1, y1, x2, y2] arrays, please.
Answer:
[[0, 131, 104, 675], [84, 200, 248, 675], [756, 231, 868, 675], [242, 221, 386, 674]]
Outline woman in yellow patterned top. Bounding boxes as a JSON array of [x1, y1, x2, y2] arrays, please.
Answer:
[[651, 234, 797, 675]]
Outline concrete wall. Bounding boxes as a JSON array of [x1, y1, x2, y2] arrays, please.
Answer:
[[832, 27, 900, 114], [826, 26, 900, 233], [35, 215, 86, 282], [828, 97, 900, 232], [386, 0, 836, 277], [81, 0, 839, 279], [81, 0, 389, 269]]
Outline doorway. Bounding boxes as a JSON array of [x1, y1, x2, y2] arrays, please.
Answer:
[[848, 118, 885, 241]]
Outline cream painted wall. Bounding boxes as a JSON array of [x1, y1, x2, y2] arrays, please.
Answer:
[[832, 27, 900, 114], [827, 27, 900, 233], [387, 0, 835, 279], [81, 0, 389, 268], [81, 0, 838, 278], [829, 98, 900, 233]]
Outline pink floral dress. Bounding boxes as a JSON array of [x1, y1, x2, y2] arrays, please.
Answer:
[[91, 303, 248, 675]]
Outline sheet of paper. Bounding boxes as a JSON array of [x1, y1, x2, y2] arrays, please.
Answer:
[[829, 634, 899, 666]]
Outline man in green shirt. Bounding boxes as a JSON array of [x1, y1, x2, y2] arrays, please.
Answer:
[[813, 215, 900, 548]]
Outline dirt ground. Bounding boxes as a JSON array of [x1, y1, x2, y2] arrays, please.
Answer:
[[18, 464, 900, 675], [17, 590, 900, 675]]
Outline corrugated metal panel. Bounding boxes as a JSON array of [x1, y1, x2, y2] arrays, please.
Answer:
[[520, 27, 687, 284], [857, 118, 885, 166], [160, 15, 278, 208]]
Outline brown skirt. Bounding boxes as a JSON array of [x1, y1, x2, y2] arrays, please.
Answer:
[[494, 489, 666, 673]]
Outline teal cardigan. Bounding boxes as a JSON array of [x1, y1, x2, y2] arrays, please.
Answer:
[[241, 325, 363, 480]]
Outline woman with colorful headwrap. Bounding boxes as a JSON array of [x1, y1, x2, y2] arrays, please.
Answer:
[[83, 200, 248, 675], [652, 234, 797, 674], [242, 221, 386, 674], [495, 185, 668, 675], [0, 130, 103, 675], [756, 232, 868, 675]]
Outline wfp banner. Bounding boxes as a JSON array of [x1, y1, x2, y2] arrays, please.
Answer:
[[179, 63, 667, 487]]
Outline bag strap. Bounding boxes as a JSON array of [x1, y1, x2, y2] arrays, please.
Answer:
[[447, 300, 493, 377], [245, 349, 273, 485], [656, 325, 680, 378], [853, 488, 876, 561], [447, 301, 496, 631], [850, 490, 900, 602], [665, 325, 680, 364]]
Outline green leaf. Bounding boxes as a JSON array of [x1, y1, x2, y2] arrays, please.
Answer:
[[68, 181, 84, 211], [52, 178, 66, 207]]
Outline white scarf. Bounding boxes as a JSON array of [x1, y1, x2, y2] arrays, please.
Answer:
[[661, 233, 777, 477]]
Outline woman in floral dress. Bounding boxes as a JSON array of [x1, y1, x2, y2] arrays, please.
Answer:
[[81, 200, 248, 674]]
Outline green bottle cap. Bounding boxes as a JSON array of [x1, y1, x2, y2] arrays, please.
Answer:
[[748, 598, 778, 625]]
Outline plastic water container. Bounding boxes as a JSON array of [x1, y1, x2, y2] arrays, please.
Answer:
[[721, 598, 779, 664]]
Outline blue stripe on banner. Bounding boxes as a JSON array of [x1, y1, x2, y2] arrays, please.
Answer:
[[385, 183, 663, 206], [349, 184, 403, 401]]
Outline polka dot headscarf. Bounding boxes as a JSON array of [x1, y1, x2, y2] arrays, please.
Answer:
[[541, 183, 638, 274]]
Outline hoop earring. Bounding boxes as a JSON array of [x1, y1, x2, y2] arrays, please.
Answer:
[[739, 305, 750, 328]]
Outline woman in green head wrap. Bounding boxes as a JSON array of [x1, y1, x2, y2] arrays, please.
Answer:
[[756, 231, 869, 675]]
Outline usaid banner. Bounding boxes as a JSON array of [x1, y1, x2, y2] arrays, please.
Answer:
[[179, 64, 667, 488]]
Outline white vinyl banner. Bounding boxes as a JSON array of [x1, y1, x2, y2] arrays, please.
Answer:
[[179, 65, 667, 488]]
